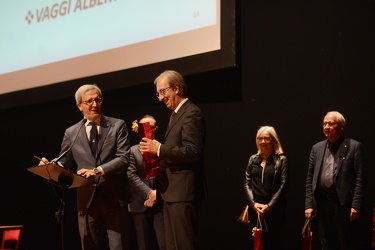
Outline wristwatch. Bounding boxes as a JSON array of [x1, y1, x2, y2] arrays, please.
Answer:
[[93, 167, 100, 175]]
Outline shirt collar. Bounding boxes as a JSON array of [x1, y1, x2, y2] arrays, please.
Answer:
[[174, 98, 188, 113]]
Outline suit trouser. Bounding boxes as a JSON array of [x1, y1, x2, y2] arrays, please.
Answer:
[[164, 201, 199, 250], [317, 198, 356, 250], [78, 191, 130, 250], [132, 206, 166, 250]]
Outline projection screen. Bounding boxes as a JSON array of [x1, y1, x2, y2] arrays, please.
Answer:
[[0, 0, 236, 109]]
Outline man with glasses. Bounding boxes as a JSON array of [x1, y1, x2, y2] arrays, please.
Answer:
[[39, 84, 132, 250], [305, 111, 367, 250], [139, 70, 206, 250]]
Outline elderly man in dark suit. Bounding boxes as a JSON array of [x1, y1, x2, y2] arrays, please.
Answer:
[[140, 70, 206, 250], [128, 115, 166, 250], [40, 84, 131, 250], [305, 111, 367, 250]]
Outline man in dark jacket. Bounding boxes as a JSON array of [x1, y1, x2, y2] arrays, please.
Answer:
[[140, 70, 206, 250], [305, 111, 367, 250]]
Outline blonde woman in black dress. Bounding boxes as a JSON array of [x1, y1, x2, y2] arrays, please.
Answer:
[[244, 126, 289, 250]]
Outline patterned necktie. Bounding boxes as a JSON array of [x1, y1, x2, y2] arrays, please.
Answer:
[[324, 150, 334, 187], [168, 111, 176, 126], [89, 122, 98, 156]]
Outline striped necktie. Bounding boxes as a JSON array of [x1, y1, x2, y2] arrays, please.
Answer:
[[324, 150, 334, 187]]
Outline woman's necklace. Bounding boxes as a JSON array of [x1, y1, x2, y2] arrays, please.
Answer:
[[260, 153, 271, 168], [260, 158, 267, 168]]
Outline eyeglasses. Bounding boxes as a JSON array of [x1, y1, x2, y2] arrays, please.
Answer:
[[257, 137, 271, 142], [322, 122, 337, 127], [82, 98, 103, 105], [156, 85, 174, 98]]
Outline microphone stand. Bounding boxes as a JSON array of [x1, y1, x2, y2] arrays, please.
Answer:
[[49, 119, 86, 250], [50, 119, 87, 165], [28, 163, 95, 250], [55, 187, 66, 250], [52, 173, 73, 250]]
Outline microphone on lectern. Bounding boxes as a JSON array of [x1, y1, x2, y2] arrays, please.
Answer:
[[50, 118, 87, 165]]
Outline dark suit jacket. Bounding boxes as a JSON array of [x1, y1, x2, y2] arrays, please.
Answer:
[[157, 99, 206, 202], [128, 144, 155, 213], [59, 115, 131, 212], [305, 137, 366, 216]]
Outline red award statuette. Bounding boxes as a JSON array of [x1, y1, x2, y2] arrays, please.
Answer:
[[137, 121, 160, 179]]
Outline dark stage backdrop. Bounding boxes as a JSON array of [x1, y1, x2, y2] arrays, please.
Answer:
[[0, 0, 374, 249]]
